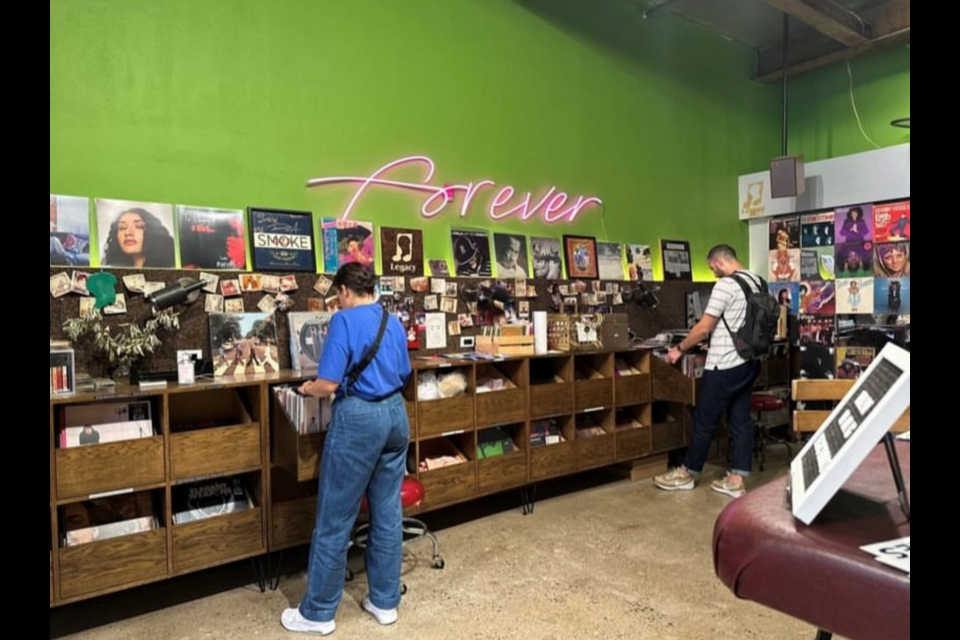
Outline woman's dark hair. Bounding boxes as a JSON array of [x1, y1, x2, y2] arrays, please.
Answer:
[[332, 262, 376, 296], [102, 208, 175, 267], [847, 206, 862, 220]]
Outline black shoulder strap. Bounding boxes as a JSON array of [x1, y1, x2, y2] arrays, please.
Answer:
[[720, 273, 759, 336], [345, 306, 389, 389]]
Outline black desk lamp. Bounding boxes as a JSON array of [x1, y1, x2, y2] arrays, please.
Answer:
[[149, 278, 207, 311]]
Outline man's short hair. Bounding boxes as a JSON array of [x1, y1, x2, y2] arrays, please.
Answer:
[[707, 244, 737, 261]]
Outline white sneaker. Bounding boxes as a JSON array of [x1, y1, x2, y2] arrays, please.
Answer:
[[281, 608, 336, 636], [362, 595, 399, 626]]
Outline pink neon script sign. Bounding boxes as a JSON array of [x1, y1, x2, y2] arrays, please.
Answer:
[[307, 156, 602, 224]]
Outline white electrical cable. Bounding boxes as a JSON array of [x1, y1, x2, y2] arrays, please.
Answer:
[[847, 61, 882, 149]]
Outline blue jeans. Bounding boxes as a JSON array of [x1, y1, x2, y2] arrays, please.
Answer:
[[682, 360, 760, 476], [299, 393, 410, 622]]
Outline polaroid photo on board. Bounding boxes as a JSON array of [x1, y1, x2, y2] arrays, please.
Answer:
[[205, 294, 225, 314], [279, 275, 299, 292], [50, 272, 72, 298], [103, 293, 127, 315], [241, 273, 263, 293], [410, 277, 429, 293], [440, 297, 458, 314], [423, 295, 439, 311], [431, 278, 446, 295], [224, 298, 245, 314], [79, 296, 95, 318], [221, 279, 241, 298], [143, 281, 165, 296], [261, 275, 281, 293], [200, 272, 220, 294], [71, 271, 90, 295], [257, 295, 277, 314], [121, 274, 145, 294], [314, 275, 333, 296]]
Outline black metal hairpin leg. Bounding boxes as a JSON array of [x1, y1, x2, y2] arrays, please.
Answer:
[[521, 484, 537, 516]]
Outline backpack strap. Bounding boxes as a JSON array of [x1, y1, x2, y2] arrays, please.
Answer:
[[720, 272, 764, 337], [344, 306, 390, 392]]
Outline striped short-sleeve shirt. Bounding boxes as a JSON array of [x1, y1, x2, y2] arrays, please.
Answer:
[[704, 270, 763, 371]]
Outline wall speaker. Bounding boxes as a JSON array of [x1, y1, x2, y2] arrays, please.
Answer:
[[770, 155, 805, 198]]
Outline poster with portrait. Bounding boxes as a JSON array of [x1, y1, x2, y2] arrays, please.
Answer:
[[597, 242, 625, 280], [835, 277, 874, 315], [798, 280, 836, 316], [177, 206, 247, 270], [624, 244, 653, 282], [834, 204, 874, 244], [768, 282, 799, 315], [493, 233, 529, 278], [322, 218, 375, 273], [873, 242, 910, 278], [451, 229, 493, 278], [874, 278, 910, 316], [380, 227, 424, 277], [835, 241, 873, 278], [801, 211, 835, 248], [873, 200, 910, 242], [530, 237, 563, 280], [563, 235, 599, 280], [659, 239, 692, 281], [768, 215, 800, 250], [768, 248, 801, 282], [96, 199, 176, 269], [248, 207, 316, 273], [51, 195, 91, 267], [288, 312, 333, 372]]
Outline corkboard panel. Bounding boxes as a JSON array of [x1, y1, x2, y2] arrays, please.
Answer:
[[51, 267, 713, 376]]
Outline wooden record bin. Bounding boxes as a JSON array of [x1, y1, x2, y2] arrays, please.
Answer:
[[50, 349, 686, 607], [50, 380, 268, 608]]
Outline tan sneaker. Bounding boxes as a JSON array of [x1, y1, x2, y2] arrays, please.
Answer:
[[654, 467, 695, 491], [711, 472, 746, 498]]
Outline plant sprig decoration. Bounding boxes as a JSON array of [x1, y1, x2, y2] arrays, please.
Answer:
[[63, 309, 181, 367]]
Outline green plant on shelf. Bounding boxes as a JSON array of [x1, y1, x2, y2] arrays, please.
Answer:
[[63, 309, 181, 376]]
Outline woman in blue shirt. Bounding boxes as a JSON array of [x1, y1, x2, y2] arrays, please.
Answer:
[[283, 263, 412, 636]]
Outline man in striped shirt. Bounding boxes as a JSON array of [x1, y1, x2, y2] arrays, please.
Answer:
[[654, 244, 763, 498]]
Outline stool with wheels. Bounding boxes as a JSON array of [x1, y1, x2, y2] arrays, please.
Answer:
[[751, 392, 792, 471], [347, 476, 444, 589]]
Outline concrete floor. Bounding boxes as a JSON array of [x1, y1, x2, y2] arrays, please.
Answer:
[[51, 448, 838, 640]]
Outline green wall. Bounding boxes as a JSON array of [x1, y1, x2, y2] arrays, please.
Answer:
[[51, 0, 784, 279], [788, 46, 911, 161]]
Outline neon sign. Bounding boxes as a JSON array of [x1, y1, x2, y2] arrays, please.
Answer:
[[307, 156, 602, 224]]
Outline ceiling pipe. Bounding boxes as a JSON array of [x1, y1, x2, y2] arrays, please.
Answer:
[[781, 13, 790, 155]]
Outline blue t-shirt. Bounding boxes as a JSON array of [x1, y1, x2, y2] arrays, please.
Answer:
[[318, 304, 411, 401]]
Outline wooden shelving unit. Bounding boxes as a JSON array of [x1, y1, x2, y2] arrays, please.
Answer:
[[49, 348, 691, 607]]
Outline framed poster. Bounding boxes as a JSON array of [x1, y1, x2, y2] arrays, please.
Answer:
[[381, 227, 424, 277], [95, 198, 176, 269], [660, 239, 692, 281], [248, 207, 316, 273], [177, 205, 247, 270], [451, 229, 493, 277], [562, 235, 599, 280]]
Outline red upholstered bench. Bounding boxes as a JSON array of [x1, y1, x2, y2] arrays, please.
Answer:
[[713, 441, 910, 640]]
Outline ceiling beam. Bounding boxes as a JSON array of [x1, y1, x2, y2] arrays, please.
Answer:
[[757, 27, 910, 83], [756, 0, 910, 83], [761, 0, 870, 46]]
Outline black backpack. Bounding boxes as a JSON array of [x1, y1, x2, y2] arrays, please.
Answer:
[[721, 272, 779, 360]]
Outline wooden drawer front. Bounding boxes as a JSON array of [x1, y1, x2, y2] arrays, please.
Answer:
[[273, 428, 322, 484], [615, 374, 652, 407], [271, 497, 317, 551], [417, 396, 474, 437], [530, 442, 576, 481], [577, 434, 615, 470], [530, 383, 574, 419], [616, 427, 653, 461], [56, 437, 164, 500], [59, 529, 167, 600], [476, 388, 526, 426], [478, 452, 527, 494], [652, 420, 686, 453], [172, 509, 264, 574], [418, 462, 476, 511], [575, 380, 613, 412], [171, 424, 261, 481]]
